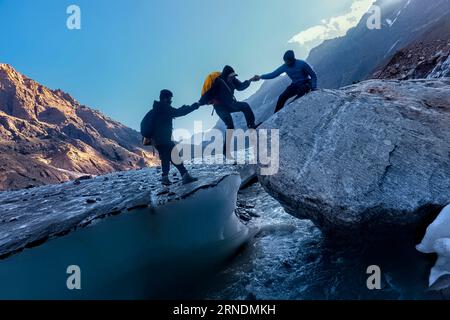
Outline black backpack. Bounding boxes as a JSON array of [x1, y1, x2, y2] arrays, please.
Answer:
[[140, 110, 155, 140]]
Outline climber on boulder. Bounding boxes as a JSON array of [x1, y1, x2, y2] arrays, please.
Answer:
[[254, 50, 318, 113], [200, 65, 259, 130], [200, 66, 259, 158]]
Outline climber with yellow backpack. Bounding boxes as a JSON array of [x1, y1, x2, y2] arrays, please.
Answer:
[[200, 66, 259, 130]]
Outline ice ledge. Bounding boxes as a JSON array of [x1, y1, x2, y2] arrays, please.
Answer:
[[0, 164, 250, 259]]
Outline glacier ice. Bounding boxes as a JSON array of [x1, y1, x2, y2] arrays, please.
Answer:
[[416, 204, 450, 288], [0, 167, 250, 299]]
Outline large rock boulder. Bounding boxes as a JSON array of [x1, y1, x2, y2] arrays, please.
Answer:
[[257, 78, 450, 237]]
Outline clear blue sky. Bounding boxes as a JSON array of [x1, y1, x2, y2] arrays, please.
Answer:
[[0, 0, 356, 133]]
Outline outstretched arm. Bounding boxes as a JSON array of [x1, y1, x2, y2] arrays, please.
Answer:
[[170, 103, 200, 118], [260, 65, 286, 80], [233, 78, 251, 92]]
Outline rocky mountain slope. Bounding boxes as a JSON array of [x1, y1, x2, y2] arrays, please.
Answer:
[[306, 0, 450, 88], [370, 12, 450, 80], [0, 64, 157, 191]]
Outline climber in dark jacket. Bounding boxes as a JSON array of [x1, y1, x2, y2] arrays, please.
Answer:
[[200, 65, 258, 130], [151, 89, 200, 186], [255, 50, 317, 113]]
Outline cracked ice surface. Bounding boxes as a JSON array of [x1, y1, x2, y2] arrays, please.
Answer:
[[0, 164, 250, 299]]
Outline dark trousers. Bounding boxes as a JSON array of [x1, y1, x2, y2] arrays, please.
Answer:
[[214, 101, 256, 130], [155, 142, 187, 177], [275, 82, 311, 113], [214, 101, 256, 158]]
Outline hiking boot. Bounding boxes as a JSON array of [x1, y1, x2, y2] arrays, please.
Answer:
[[182, 173, 198, 185], [161, 176, 172, 186]]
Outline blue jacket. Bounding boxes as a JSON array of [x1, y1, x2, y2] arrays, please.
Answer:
[[261, 59, 317, 89]]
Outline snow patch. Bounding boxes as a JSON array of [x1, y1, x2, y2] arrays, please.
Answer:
[[417, 204, 450, 288], [428, 55, 450, 79], [385, 39, 401, 57], [385, 0, 411, 28]]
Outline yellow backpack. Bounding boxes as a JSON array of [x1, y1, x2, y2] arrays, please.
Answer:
[[201, 72, 221, 96]]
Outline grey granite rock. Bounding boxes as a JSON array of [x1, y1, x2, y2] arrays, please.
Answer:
[[258, 78, 450, 236]]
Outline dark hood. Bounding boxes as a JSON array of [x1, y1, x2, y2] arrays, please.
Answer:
[[283, 50, 296, 62], [221, 65, 235, 79]]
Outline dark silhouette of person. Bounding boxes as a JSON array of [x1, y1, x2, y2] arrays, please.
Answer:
[[200, 65, 258, 130], [149, 89, 200, 186], [255, 50, 317, 113]]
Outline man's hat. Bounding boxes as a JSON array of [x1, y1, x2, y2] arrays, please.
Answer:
[[222, 65, 238, 78], [160, 89, 173, 100], [283, 50, 296, 62]]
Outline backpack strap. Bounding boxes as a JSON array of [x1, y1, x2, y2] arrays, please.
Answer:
[[217, 77, 238, 102]]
